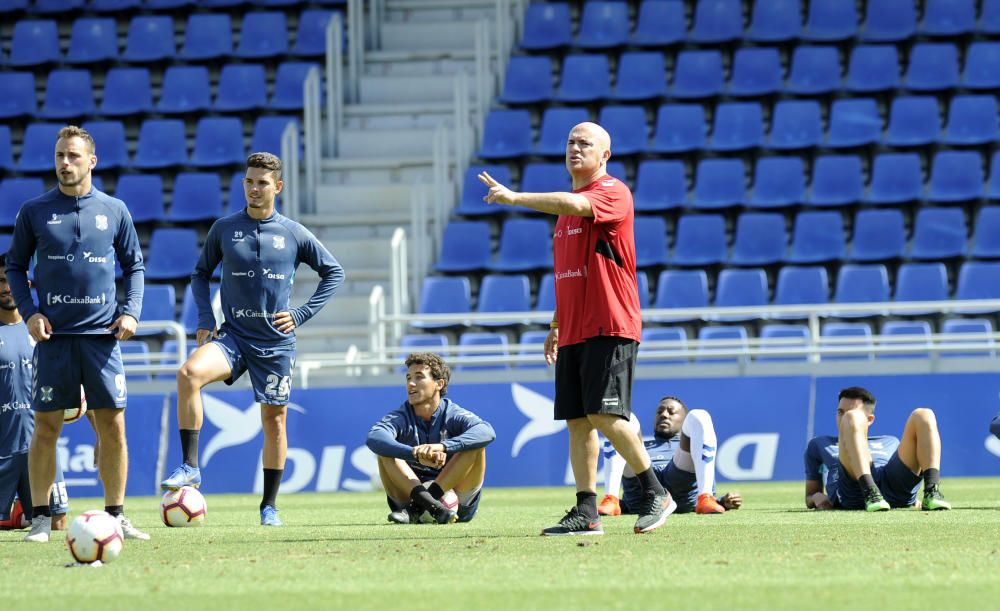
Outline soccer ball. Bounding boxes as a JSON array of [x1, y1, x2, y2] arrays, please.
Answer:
[[66, 510, 124, 564], [417, 489, 459, 524], [64, 387, 87, 424], [160, 486, 207, 527]]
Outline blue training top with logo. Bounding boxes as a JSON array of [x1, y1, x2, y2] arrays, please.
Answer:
[[6, 188, 144, 334], [366, 398, 496, 480], [645, 434, 681, 468], [191, 210, 344, 345], [804, 434, 901, 495], [0, 322, 35, 458]]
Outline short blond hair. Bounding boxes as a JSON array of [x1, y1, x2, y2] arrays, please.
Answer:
[[247, 152, 282, 180], [57, 125, 95, 154]]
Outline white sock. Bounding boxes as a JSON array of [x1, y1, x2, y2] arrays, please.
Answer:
[[602, 413, 641, 497], [681, 409, 717, 496]]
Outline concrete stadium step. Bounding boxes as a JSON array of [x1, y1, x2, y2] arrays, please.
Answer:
[[337, 126, 465, 158], [365, 50, 479, 77], [295, 328, 372, 354], [321, 156, 440, 186], [384, 0, 497, 21], [378, 22, 480, 51], [359, 73, 474, 105], [308, 294, 374, 326], [344, 102, 455, 130]]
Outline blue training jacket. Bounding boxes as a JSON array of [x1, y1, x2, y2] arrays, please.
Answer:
[[6, 188, 144, 334], [366, 397, 497, 463], [0, 322, 34, 458]]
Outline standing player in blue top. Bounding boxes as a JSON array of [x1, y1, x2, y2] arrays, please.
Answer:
[[804, 386, 951, 511], [160, 152, 344, 527], [367, 353, 495, 525], [7, 125, 148, 542]]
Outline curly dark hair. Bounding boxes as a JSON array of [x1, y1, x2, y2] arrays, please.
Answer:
[[404, 352, 450, 397]]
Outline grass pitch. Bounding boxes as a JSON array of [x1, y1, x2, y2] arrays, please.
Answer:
[[4, 479, 1000, 610]]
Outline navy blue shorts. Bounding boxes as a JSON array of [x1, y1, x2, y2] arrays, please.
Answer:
[[457, 488, 481, 523], [831, 452, 921, 509], [212, 330, 295, 406], [0, 452, 70, 518], [33, 335, 126, 412], [621, 460, 699, 514]]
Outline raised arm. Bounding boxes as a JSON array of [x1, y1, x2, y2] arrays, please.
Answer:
[[478, 171, 593, 217]]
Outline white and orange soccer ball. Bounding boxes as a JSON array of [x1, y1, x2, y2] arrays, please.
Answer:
[[160, 486, 207, 527], [63, 386, 87, 424], [66, 510, 124, 564]]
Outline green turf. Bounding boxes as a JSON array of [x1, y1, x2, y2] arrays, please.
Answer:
[[4, 479, 1000, 610]]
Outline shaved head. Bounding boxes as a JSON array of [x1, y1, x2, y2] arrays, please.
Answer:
[[571, 122, 611, 150], [565, 122, 612, 188]]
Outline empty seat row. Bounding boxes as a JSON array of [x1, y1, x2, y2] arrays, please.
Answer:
[[521, 0, 995, 50], [1, 10, 339, 66], [1, 0, 344, 13]]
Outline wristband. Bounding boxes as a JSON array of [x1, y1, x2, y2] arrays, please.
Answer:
[[549, 321, 559, 330]]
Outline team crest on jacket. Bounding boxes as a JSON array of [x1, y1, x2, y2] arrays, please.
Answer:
[[95, 215, 108, 231], [272, 235, 285, 250]]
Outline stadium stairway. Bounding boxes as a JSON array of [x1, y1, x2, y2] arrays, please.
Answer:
[[294, 0, 496, 354]]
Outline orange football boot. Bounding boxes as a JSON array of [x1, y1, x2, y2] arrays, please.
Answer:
[[597, 494, 621, 516], [695, 493, 726, 514]]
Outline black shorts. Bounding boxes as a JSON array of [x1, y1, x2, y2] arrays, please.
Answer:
[[554, 336, 637, 421]]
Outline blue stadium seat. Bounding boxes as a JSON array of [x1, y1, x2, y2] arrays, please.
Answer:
[[0, 178, 45, 227], [114, 175, 164, 224], [535, 107, 589, 156], [636, 270, 650, 309], [120, 340, 152, 380], [634, 216, 669, 268], [0, 72, 36, 118], [808, 156, 863, 207], [834, 264, 890, 316], [749, 157, 804, 208], [180, 13, 233, 61], [787, 211, 845, 263], [672, 214, 727, 265], [133, 119, 188, 169], [215, 63, 268, 112], [886, 96, 940, 146], [696, 326, 749, 363], [169, 173, 224, 222], [479, 109, 532, 159], [983, 0, 1000, 33], [0, 127, 12, 171], [943, 95, 998, 145], [146, 0, 194, 7], [251, 116, 299, 156], [748, 0, 801, 42], [412, 276, 471, 329], [535, 273, 555, 312], [690, 0, 743, 43], [769, 100, 823, 150], [906, 43, 960, 91], [729, 48, 782, 97], [632, 0, 686, 46], [861, 0, 916, 41], [521, 4, 572, 50], [456, 164, 510, 216], [851, 209, 906, 261], [714, 268, 769, 322], [774, 266, 829, 315], [639, 327, 688, 366], [922, 0, 974, 35], [292, 9, 342, 56], [827, 98, 881, 148], [9, 19, 59, 66], [634, 160, 686, 211], [650, 270, 708, 322], [520, 163, 572, 202], [988, 152, 1000, 200], [435, 220, 491, 273], [711, 104, 766, 152], [490, 218, 552, 272], [555, 54, 611, 103], [477, 275, 531, 327], [67, 17, 117, 64], [894, 262, 948, 315], [804, 0, 858, 41], [910, 208, 967, 260], [41, 69, 95, 119], [191, 117, 245, 168], [878, 321, 932, 360], [180, 283, 220, 336], [963, 42, 1000, 90], [940, 319, 995, 358], [456, 332, 508, 371], [235, 12, 289, 58], [18, 123, 62, 172], [956, 262, 1000, 313], [516, 330, 549, 370], [972, 207, 1000, 258], [758, 324, 810, 362], [821, 322, 873, 360], [90, 0, 141, 8], [101, 68, 153, 116], [124, 16, 175, 62], [612, 52, 667, 100], [271, 61, 320, 110], [134, 285, 176, 337], [157, 65, 212, 114], [846, 45, 900, 92], [498, 56, 553, 104], [226, 173, 247, 215], [400, 333, 448, 349], [598, 105, 646, 155], [866, 153, 923, 204], [607, 161, 627, 183], [81, 120, 127, 170], [693, 158, 745, 208], [787, 46, 840, 95], [928, 150, 983, 202], [145, 228, 200, 280], [671, 50, 724, 98], [730, 213, 786, 265], [648, 104, 706, 153], [576, 1, 629, 48], [0, 0, 27, 10]]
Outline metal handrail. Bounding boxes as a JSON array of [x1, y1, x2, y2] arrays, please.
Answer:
[[389, 227, 409, 344], [325, 11, 344, 157], [303, 66, 321, 214], [347, 0, 363, 103], [279, 122, 300, 220]]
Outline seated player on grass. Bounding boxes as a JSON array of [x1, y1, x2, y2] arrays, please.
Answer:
[[805, 386, 950, 512], [599, 396, 741, 517], [366, 352, 495, 524]]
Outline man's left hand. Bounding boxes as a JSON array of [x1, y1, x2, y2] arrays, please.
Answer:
[[720, 491, 742, 510], [414, 443, 446, 469], [273, 311, 296, 334], [108, 314, 137, 341]]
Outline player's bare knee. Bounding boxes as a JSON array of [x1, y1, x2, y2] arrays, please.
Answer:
[[910, 407, 936, 425], [177, 362, 209, 389]]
